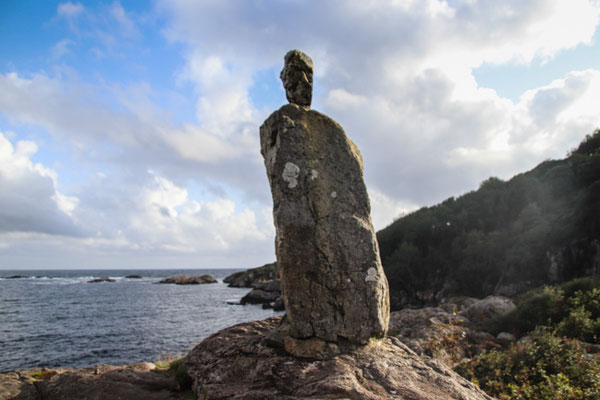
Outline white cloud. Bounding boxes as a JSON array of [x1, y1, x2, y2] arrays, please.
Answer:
[[0, 132, 81, 236], [0, 132, 275, 267], [156, 0, 600, 211], [110, 1, 139, 38], [369, 188, 418, 231], [50, 38, 74, 60], [178, 52, 258, 138], [57, 2, 84, 18], [69, 170, 274, 258], [0, 71, 259, 168]]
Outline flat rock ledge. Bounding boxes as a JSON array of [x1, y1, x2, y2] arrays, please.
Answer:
[[184, 317, 493, 400], [0, 362, 180, 400]]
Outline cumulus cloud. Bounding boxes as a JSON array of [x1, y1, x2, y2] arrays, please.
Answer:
[[158, 0, 600, 209], [0, 132, 81, 236], [58, 169, 275, 267], [0, 130, 275, 267], [0, 72, 265, 192]]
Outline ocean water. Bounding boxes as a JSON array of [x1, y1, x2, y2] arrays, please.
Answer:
[[0, 269, 281, 373]]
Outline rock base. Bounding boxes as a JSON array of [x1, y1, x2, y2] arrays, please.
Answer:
[[0, 363, 181, 400], [184, 317, 493, 400]]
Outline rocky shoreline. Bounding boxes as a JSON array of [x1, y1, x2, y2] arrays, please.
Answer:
[[1, 294, 516, 399], [0, 362, 187, 400]]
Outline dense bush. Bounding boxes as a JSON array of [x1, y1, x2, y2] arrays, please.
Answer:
[[490, 278, 600, 340], [455, 328, 600, 400], [490, 286, 567, 337]]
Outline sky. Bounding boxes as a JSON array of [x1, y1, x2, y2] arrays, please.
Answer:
[[1, 0, 600, 270]]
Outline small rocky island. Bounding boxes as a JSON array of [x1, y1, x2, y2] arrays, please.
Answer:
[[156, 275, 217, 285], [87, 278, 116, 283]]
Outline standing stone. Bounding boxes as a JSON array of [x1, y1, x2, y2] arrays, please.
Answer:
[[260, 50, 389, 354]]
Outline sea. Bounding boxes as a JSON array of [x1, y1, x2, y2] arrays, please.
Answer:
[[0, 269, 281, 373]]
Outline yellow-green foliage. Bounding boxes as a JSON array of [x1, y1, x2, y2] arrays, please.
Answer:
[[455, 328, 600, 400], [168, 358, 192, 389], [491, 277, 600, 342], [29, 369, 57, 381]]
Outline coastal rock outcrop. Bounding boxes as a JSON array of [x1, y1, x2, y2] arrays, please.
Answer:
[[225, 262, 283, 310], [223, 262, 278, 288], [184, 317, 493, 400], [260, 50, 389, 351], [156, 275, 217, 285], [240, 280, 283, 309], [0, 363, 181, 400]]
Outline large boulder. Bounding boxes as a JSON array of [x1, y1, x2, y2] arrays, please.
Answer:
[[184, 317, 493, 400], [260, 50, 389, 350], [461, 295, 516, 324]]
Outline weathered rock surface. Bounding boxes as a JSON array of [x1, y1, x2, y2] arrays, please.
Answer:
[[224, 263, 284, 310], [0, 363, 182, 400], [270, 296, 285, 311], [259, 50, 389, 348], [461, 295, 516, 324], [389, 307, 498, 368], [240, 280, 281, 305], [223, 262, 278, 288], [125, 274, 143, 279], [280, 50, 313, 107], [156, 275, 217, 285], [184, 317, 493, 400], [241, 289, 279, 305], [87, 278, 116, 283]]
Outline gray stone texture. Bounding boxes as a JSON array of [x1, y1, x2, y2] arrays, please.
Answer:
[[184, 317, 494, 400], [280, 50, 313, 107], [260, 51, 389, 347]]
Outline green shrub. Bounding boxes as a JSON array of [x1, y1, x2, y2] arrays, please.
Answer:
[[491, 286, 566, 337], [561, 278, 600, 300], [556, 306, 598, 343], [491, 279, 600, 342], [455, 328, 600, 400]]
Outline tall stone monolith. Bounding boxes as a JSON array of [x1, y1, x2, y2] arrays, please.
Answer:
[[260, 50, 389, 356]]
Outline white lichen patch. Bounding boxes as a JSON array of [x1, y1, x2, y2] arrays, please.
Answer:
[[365, 267, 378, 282], [331, 191, 337, 198], [311, 169, 318, 180], [282, 162, 300, 188]]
